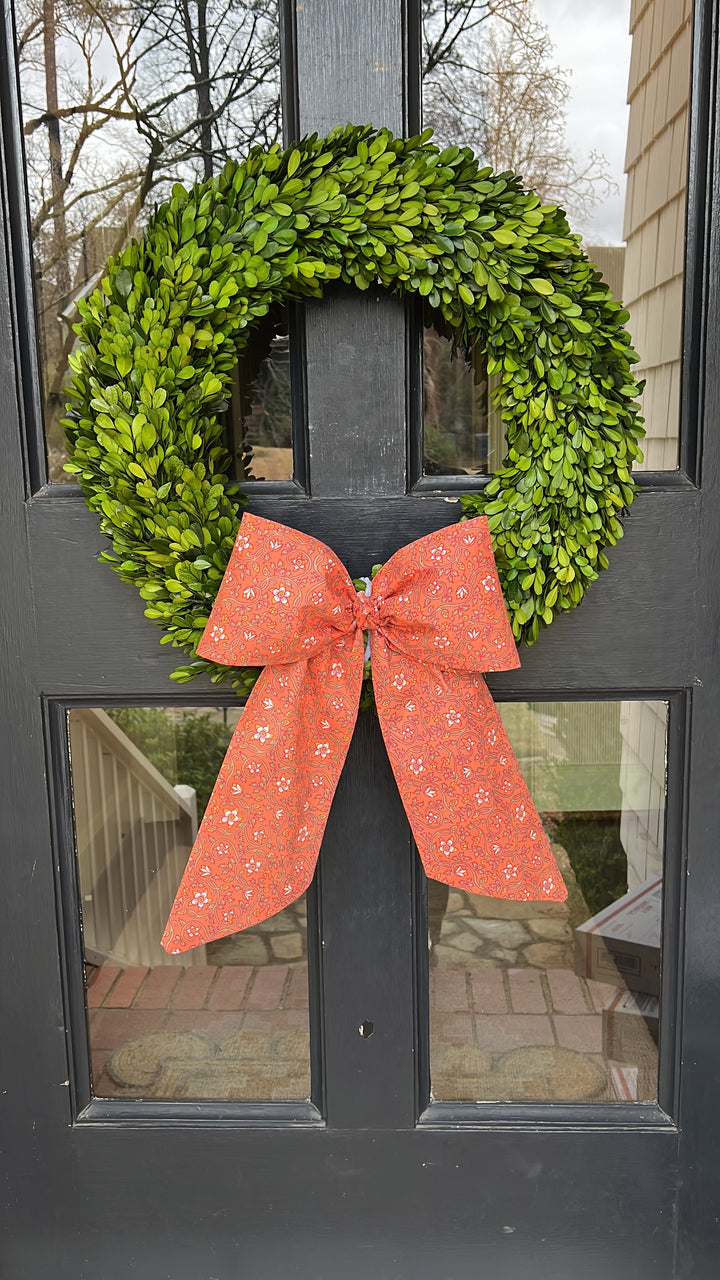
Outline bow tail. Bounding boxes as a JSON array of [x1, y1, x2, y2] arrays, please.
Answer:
[[162, 637, 364, 954], [373, 642, 567, 903]]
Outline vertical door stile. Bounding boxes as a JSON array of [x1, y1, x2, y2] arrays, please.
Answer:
[[292, 0, 420, 1126]]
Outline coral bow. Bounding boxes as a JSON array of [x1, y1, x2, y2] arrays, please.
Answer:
[[162, 514, 566, 953]]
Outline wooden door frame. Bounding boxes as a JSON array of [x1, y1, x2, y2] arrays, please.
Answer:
[[1, 0, 720, 1275]]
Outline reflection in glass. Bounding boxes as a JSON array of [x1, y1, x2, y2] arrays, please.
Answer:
[[227, 304, 294, 482], [69, 706, 310, 1101], [429, 701, 666, 1103], [16, 0, 282, 481], [423, 328, 491, 476], [422, 0, 691, 474]]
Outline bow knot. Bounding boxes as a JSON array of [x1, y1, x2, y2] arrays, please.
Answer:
[[162, 514, 566, 953], [353, 590, 380, 631]]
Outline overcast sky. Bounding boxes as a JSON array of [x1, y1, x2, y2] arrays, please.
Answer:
[[533, 0, 631, 244]]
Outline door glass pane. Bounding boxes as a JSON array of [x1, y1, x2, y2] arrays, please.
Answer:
[[422, 0, 691, 475], [68, 706, 310, 1101], [429, 700, 666, 1103], [15, 0, 285, 483]]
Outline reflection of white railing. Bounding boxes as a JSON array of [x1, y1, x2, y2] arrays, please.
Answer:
[[68, 710, 204, 968]]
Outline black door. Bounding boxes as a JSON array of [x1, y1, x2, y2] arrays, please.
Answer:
[[2, 0, 719, 1275]]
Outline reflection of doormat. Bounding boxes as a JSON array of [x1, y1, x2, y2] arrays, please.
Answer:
[[105, 1029, 309, 1101], [433, 1045, 608, 1103], [153, 1059, 308, 1101], [487, 1046, 607, 1102], [106, 1031, 213, 1090]]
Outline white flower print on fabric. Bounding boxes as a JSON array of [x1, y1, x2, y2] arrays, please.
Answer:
[[161, 513, 569, 956]]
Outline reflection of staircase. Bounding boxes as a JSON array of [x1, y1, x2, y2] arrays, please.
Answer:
[[68, 710, 205, 967]]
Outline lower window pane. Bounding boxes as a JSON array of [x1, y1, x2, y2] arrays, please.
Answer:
[[429, 701, 666, 1104], [68, 706, 310, 1102]]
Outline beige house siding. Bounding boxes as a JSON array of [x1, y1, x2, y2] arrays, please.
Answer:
[[623, 0, 692, 470]]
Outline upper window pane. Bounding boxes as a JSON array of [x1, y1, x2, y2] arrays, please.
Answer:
[[15, 0, 283, 482], [421, 0, 692, 476]]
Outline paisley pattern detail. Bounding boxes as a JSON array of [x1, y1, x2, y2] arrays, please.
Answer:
[[162, 514, 567, 954]]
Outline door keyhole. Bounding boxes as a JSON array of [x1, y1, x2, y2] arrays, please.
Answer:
[[358, 1019, 374, 1039]]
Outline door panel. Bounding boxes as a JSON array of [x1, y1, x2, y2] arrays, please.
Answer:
[[2, 0, 720, 1277], [27, 488, 700, 692]]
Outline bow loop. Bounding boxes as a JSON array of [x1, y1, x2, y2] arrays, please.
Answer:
[[163, 515, 566, 955], [197, 513, 357, 669], [371, 520, 519, 674]]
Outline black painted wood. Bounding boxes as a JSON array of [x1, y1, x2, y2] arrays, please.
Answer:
[[27, 486, 700, 693], [2, 0, 720, 1275], [304, 285, 407, 495], [5, 1127, 679, 1280], [296, 0, 408, 498], [318, 712, 417, 1128]]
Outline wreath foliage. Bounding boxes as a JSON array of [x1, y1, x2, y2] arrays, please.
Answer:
[[64, 124, 644, 694]]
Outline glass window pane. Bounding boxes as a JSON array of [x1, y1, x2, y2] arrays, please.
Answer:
[[68, 706, 310, 1101], [226, 303, 294, 482], [429, 700, 666, 1103], [16, 0, 285, 483], [422, 0, 691, 475]]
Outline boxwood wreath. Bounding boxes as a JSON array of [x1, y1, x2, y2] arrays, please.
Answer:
[[63, 124, 644, 698]]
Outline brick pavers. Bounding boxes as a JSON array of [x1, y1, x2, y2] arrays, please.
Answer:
[[208, 965, 253, 1011], [507, 968, 545, 1014], [469, 970, 507, 1014], [546, 969, 590, 1015], [85, 957, 646, 1104], [106, 965, 149, 1007], [475, 1014, 555, 1053], [134, 966, 183, 1009], [171, 966, 216, 1010], [87, 962, 311, 1096], [245, 965, 289, 1010], [554, 1014, 604, 1054]]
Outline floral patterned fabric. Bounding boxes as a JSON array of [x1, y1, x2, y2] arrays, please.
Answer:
[[162, 514, 566, 953]]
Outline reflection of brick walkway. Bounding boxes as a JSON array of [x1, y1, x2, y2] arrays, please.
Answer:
[[433, 966, 610, 1051], [430, 965, 623, 1101], [87, 960, 656, 1105], [87, 963, 310, 1099]]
